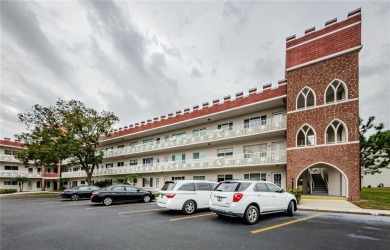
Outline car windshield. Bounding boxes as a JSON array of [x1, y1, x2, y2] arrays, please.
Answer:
[[161, 182, 176, 191]]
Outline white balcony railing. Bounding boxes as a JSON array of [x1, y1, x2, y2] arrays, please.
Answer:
[[61, 150, 286, 178], [0, 171, 42, 178], [0, 154, 20, 162], [103, 117, 286, 158]]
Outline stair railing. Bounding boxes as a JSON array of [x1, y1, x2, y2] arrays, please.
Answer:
[[320, 168, 329, 189]]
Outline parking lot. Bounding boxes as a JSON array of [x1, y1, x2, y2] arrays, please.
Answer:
[[1, 196, 390, 249]]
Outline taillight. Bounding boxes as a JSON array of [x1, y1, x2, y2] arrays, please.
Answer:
[[92, 191, 99, 195], [233, 193, 243, 202], [165, 194, 176, 198]]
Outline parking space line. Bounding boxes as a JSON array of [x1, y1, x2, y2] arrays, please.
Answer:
[[86, 202, 156, 210], [118, 208, 166, 215], [170, 213, 215, 221], [251, 213, 326, 234]]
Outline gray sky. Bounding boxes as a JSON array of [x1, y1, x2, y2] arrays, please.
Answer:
[[1, 1, 389, 139]]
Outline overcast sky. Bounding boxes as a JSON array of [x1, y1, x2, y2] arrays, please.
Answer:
[[1, 0, 389, 139]]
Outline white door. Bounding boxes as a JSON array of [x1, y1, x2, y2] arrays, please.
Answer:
[[272, 112, 284, 129], [195, 182, 213, 208]]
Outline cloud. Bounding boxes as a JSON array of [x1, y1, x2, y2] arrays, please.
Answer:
[[0, 1, 72, 80], [190, 67, 204, 78]]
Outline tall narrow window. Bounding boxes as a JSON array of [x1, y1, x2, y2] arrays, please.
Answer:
[[326, 120, 347, 144], [297, 125, 316, 147], [325, 80, 347, 103], [297, 87, 315, 109]]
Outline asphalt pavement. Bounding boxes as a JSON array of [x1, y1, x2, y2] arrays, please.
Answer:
[[1, 196, 389, 250]]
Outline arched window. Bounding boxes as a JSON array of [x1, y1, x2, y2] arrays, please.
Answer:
[[326, 120, 347, 144], [325, 80, 347, 103], [297, 87, 315, 109], [297, 125, 316, 147]]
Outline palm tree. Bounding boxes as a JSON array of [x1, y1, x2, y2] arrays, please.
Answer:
[[11, 176, 30, 192]]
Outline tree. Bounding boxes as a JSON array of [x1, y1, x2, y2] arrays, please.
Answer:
[[124, 173, 139, 185], [11, 176, 30, 192], [15, 99, 119, 185], [360, 116, 390, 176]]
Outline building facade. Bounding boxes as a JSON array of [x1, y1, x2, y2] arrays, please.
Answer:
[[1, 9, 362, 200]]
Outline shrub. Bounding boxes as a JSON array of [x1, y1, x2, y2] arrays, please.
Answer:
[[0, 189, 18, 194], [94, 180, 112, 188], [286, 188, 302, 204]]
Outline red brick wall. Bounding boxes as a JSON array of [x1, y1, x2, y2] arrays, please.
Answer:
[[286, 14, 361, 70], [286, 51, 361, 200]]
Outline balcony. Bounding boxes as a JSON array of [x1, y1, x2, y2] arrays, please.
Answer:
[[0, 154, 20, 162], [61, 150, 286, 178], [43, 172, 60, 178], [103, 117, 286, 159], [0, 171, 42, 178]]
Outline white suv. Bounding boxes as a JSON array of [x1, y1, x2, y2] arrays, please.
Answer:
[[157, 180, 218, 215], [210, 180, 297, 224]]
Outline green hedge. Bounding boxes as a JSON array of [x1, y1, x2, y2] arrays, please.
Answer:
[[0, 189, 18, 194], [287, 188, 302, 204]]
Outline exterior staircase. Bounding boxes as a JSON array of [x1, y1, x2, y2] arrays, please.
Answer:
[[311, 173, 328, 195]]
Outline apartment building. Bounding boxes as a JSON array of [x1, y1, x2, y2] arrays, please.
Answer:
[[2, 9, 362, 201]]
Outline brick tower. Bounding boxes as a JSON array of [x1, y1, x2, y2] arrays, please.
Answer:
[[285, 9, 362, 201]]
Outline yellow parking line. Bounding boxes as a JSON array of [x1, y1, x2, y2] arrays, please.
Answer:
[[118, 208, 166, 215], [251, 213, 326, 234], [86, 203, 155, 210], [170, 213, 214, 221]]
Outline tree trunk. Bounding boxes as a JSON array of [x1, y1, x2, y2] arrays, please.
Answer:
[[86, 171, 93, 186]]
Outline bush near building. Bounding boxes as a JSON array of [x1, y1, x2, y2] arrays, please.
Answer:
[[0, 189, 18, 194]]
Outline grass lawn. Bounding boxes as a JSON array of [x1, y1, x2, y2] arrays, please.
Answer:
[[353, 188, 390, 210]]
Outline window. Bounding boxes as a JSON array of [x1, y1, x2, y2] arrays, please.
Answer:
[[45, 181, 51, 188], [106, 147, 113, 151], [143, 158, 153, 166], [112, 186, 125, 191], [217, 174, 233, 182], [217, 148, 233, 157], [106, 163, 113, 168], [266, 183, 280, 192], [130, 159, 138, 166], [37, 168, 42, 173], [244, 116, 267, 128], [126, 186, 138, 192], [254, 183, 268, 192], [193, 176, 205, 180], [178, 183, 195, 191], [54, 168, 58, 173], [325, 80, 347, 103], [64, 169, 68, 172], [244, 173, 266, 181], [172, 154, 186, 163], [4, 166, 18, 171], [37, 181, 41, 189], [4, 150, 12, 155], [143, 138, 154, 145], [28, 168, 33, 173], [218, 122, 233, 131], [117, 162, 124, 167], [297, 125, 316, 147], [72, 167, 79, 171], [117, 145, 124, 148], [142, 177, 153, 187], [172, 176, 185, 180], [4, 181, 17, 185], [46, 168, 51, 173], [80, 181, 86, 185], [195, 182, 211, 191], [297, 87, 315, 109], [72, 181, 77, 187], [172, 132, 186, 140], [130, 141, 138, 147], [326, 120, 347, 144], [193, 128, 206, 137], [243, 144, 267, 158], [193, 152, 206, 159]]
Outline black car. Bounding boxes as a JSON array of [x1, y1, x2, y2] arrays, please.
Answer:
[[90, 185, 155, 206], [61, 186, 101, 201]]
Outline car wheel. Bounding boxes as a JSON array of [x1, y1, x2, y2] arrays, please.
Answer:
[[143, 195, 151, 203], [103, 197, 113, 206], [287, 201, 295, 216], [71, 194, 79, 201], [244, 205, 259, 225], [182, 200, 196, 215]]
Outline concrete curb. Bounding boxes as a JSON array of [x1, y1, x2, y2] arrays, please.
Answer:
[[298, 208, 390, 217]]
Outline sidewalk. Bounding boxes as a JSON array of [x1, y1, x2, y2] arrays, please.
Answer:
[[298, 199, 390, 217]]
